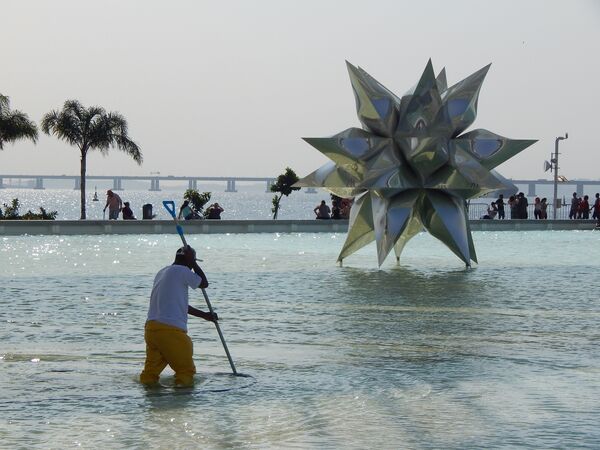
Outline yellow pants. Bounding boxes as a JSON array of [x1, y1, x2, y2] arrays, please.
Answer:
[[140, 320, 196, 386]]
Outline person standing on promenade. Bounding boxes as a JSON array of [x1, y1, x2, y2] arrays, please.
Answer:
[[517, 192, 528, 219], [496, 194, 505, 219], [340, 198, 352, 219], [580, 195, 590, 220], [540, 198, 548, 219], [533, 197, 542, 220], [140, 245, 217, 387], [314, 200, 331, 219], [569, 192, 579, 219], [508, 195, 517, 219], [103, 190, 122, 220], [592, 193, 600, 220]]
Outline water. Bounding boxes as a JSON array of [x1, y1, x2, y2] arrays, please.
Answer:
[[1, 231, 600, 448]]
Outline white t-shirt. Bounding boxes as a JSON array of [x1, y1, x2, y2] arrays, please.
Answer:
[[147, 265, 202, 331]]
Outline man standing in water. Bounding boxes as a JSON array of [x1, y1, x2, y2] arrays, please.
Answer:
[[103, 190, 123, 220], [140, 245, 217, 387]]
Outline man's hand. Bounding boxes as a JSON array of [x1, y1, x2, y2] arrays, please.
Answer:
[[198, 275, 209, 289], [207, 311, 218, 323], [181, 245, 197, 267]]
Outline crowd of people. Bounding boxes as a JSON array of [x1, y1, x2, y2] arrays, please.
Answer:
[[482, 191, 600, 221], [101, 189, 600, 223], [102, 190, 225, 221], [568, 192, 600, 220]]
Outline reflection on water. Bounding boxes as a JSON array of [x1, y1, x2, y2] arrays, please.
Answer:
[[1, 231, 599, 448]]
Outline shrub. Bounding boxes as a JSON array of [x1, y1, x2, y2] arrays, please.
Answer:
[[183, 189, 211, 216], [1, 198, 58, 220]]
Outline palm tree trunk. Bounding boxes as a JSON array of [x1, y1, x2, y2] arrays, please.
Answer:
[[80, 150, 87, 220]]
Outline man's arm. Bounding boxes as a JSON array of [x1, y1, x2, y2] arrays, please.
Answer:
[[191, 261, 209, 289], [188, 305, 218, 322]]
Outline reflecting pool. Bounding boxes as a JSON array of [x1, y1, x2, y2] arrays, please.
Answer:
[[1, 231, 599, 448]]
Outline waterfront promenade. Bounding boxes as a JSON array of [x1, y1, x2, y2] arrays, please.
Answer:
[[0, 219, 596, 236]]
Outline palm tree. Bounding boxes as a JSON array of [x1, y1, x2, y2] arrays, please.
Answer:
[[41, 100, 142, 219], [0, 94, 38, 150]]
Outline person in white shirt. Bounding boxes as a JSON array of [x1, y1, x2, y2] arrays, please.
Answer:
[[482, 202, 498, 220], [140, 245, 217, 387], [314, 200, 331, 219]]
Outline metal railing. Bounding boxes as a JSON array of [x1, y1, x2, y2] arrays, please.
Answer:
[[467, 202, 592, 221]]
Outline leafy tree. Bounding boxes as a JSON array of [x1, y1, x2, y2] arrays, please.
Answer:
[[183, 189, 211, 217], [270, 167, 300, 219], [0, 94, 38, 150], [41, 100, 142, 219]]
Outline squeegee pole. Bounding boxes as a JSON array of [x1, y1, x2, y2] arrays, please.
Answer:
[[162, 201, 238, 375]]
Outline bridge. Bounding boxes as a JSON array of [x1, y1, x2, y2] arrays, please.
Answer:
[[0, 174, 599, 196], [493, 179, 600, 197], [0, 174, 318, 193]]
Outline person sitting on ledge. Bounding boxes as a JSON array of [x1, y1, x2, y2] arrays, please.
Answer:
[[122, 202, 136, 220], [178, 200, 200, 220], [331, 200, 341, 220], [482, 202, 498, 220], [314, 200, 331, 220], [206, 203, 224, 219]]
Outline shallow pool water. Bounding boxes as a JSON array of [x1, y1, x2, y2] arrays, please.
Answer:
[[1, 231, 599, 448]]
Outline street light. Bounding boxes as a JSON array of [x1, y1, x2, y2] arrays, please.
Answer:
[[552, 132, 568, 219]]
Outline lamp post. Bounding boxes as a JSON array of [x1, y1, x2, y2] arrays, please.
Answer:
[[552, 132, 568, 219]]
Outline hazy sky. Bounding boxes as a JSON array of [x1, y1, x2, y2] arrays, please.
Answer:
[[1, 0, 599, 180]]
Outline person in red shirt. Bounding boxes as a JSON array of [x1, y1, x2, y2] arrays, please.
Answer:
[[580, 195, 590, 220]]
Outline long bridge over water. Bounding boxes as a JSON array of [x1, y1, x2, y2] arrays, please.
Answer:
[[0, 174, 599, 197], [0, 174, 318, 193]]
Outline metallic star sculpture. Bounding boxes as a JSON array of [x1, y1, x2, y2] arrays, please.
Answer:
[[296, 60, 536, 266]]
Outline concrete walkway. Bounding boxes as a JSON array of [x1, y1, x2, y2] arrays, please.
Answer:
[[0, 219, 598, 236]]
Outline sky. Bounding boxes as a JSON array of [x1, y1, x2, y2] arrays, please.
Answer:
[[1, 0, 599, 181]]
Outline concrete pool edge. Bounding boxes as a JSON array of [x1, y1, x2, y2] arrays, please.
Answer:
[[0, 219, 598, 236]]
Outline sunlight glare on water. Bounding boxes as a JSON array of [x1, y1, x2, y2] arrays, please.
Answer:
[[1, 231, 599, 448]]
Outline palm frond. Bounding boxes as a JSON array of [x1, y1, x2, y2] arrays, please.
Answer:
[[0, 97, 39, 150], [0, 94, 9, 111]]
